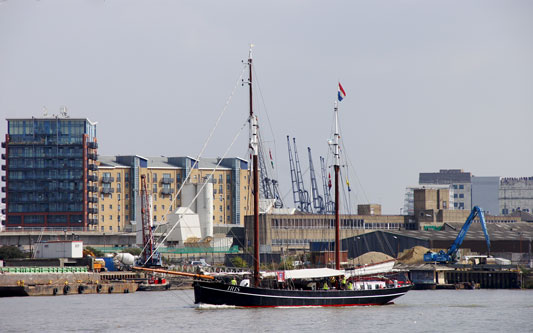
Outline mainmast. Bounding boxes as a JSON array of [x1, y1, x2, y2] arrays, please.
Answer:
[[333, 101, 341, 270], [248, 45, 260, 287]]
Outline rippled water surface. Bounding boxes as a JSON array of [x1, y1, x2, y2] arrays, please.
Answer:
[[2, 289, 531, 332]]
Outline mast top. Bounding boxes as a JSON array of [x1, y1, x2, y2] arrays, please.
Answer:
[[249, 44, 254, 60]]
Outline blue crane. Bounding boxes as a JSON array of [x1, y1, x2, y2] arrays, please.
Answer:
[[307, 147, 324, 213], [424, 206, 491, 263]]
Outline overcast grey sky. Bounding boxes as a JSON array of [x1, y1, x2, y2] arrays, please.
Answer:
[[1, 0, 532, 214]]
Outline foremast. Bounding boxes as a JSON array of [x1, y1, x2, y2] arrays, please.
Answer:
[[332, 101, 341, 270], [247, 45, 261, 287]]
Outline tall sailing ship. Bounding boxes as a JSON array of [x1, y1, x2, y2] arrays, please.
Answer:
[[190, 46, 412, 307]]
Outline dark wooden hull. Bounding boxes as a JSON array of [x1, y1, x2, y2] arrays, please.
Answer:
[[193, 281, 412, 307]]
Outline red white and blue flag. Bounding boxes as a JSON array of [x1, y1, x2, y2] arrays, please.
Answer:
[[337, 82, 346, 102]]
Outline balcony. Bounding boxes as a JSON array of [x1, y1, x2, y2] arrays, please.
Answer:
[[87, 186, 98, 192], [87, 142, 98, 149], [88, 164, 98, 171], [1, 209, 5, 215], [161, 188, 174, 195], [161, 177, 174, 184], [1, 165, 5, 171], [1, 187, 5, 193], [1, 175, 5, 181], [101, 176, 114, 183], [101, 187, 114, 194], [1, 154, 5, 160], [1, 197, 5, 203], [87, 196, 98, 203], [1, 142, 5, 148], [88, 218, 98, 225], [87, 153, 97, 160], [87, 174, 98, 182], [87, 207, 98, 214]]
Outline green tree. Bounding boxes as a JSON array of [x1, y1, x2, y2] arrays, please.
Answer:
[[121, 247, 142, 256], [85, 246, 104, 257], [0, 245, 27, 260], [231, 256, 248, 268]]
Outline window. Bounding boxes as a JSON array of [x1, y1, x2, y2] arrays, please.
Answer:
[[101, 215, 104, 222], [118, 204, 121, 211], [125, 205, 129, 210], [154, 205, 157, 211], [109, 215, 113, 220], [117, 183, 121, 193], [118, 194, 121, 201], [118, 215, 121, 222], [109, 226, 112, 231], [459, 194, 464, 198], [125, 194, 129, 199], [227, 205, 230, 211], [454, 194, 458, 198], [153, 184, 157, 193], [101, 204, 104, 211], [117, 173, 121, 181], [154, 216, 157, 222], [101, 194, 104, 200], [101, 226, 104, 231], [109, 204, 112, 209], [459, 184, 464, 189], [153, 173, 157, 183], [162, 205, 165, 210]]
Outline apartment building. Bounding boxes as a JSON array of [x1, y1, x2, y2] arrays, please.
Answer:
[[2, 117, 98, 229], [95, 155, 251, 232]]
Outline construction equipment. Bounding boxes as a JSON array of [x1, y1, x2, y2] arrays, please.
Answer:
[[423, 206, 491, 263]]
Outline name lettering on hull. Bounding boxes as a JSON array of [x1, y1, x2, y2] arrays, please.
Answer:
[[227, 286, 240, 292]]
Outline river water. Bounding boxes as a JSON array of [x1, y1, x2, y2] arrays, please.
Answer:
[[2, 289, 531, 332]]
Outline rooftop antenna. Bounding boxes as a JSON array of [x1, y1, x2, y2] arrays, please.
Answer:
[[42, 106, 48, 117], [59, 106, 69, 118]]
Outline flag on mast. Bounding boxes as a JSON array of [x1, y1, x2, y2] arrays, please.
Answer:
[[337, 82, 346, 102]]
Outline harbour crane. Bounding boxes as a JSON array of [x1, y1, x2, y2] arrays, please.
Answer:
[[258, 142, 284, 208], [423, 206, 491, 263], [307, 147, 325, 213], [287, 136, 311, 212]]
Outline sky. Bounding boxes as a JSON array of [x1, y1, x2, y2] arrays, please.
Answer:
[[1, 0, 532, 214]]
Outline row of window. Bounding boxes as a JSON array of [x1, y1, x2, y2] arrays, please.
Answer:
[[271, 219, 404, 230], [8, 203, 83, 213], [8, 146, 85, 158], [8, 170, 83, 180], [8, 158, 83, 169]]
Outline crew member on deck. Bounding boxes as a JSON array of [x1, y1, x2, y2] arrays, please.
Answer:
[[347, 281, 354, 290], [341, 275, 347, 289], [231, 277, 237, 285], [323, 281, 329, 290]]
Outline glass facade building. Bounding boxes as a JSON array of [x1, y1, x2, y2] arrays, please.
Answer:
[[2, 118, 98, 228]]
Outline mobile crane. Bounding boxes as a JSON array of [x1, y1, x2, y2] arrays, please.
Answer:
[[423, 206, 490, 263]]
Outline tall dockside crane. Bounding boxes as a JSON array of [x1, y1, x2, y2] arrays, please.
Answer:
[[258, 142, 284, 208], [287, 136, 312, 212], [320, 156, 335, 214], [308, 147, 325, 213]]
